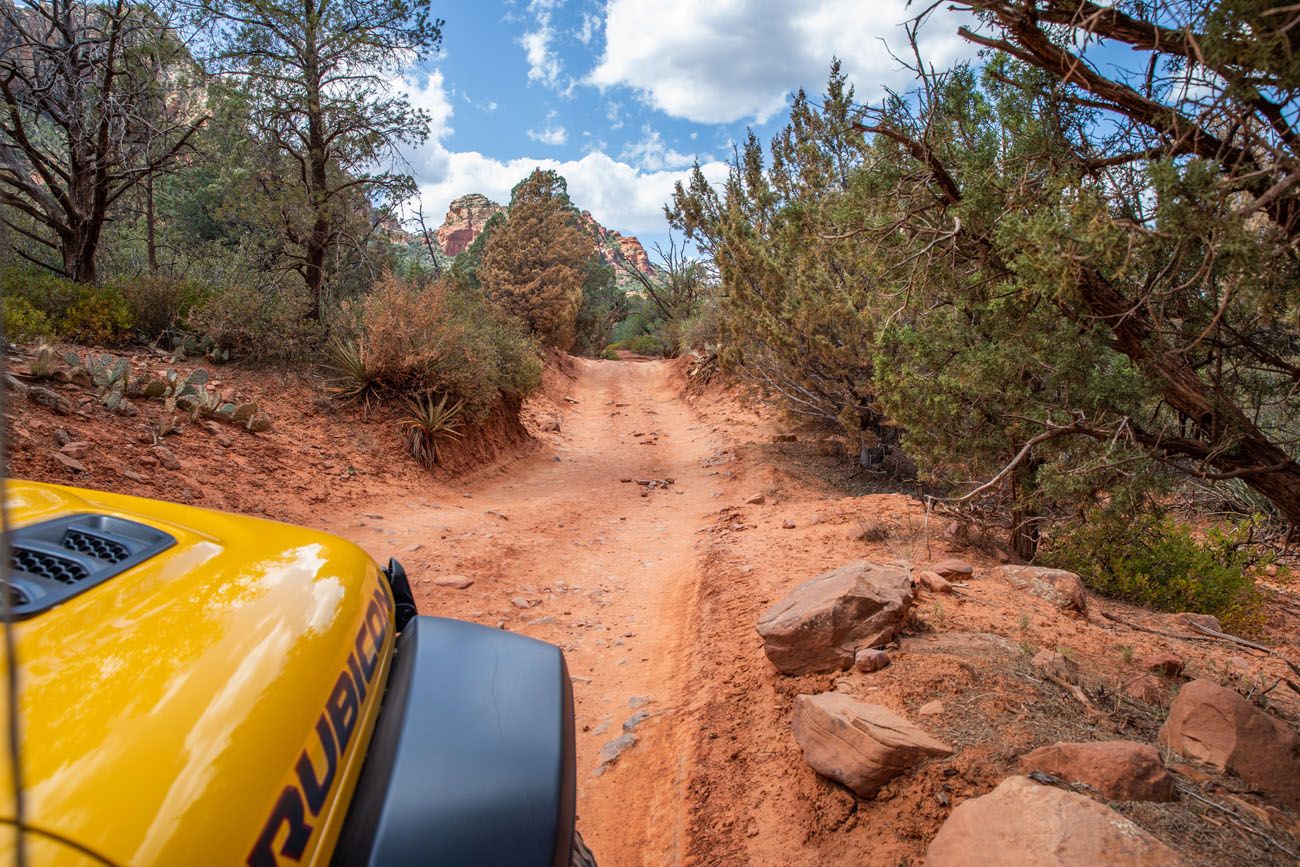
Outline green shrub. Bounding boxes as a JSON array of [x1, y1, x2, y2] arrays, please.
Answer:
[[2, 295, 53, 341], [61, 285, 134, 344], [188, 281, 321, 361], [1046, 509, 1262, 630], [111, 273, 211, 341], [1, 266, 134, 344], [401, 393, 463, 468], [621, 333, 672, 356], [340, 274, 541, 424]]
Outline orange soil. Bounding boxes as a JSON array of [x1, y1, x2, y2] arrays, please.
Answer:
[[8, 353, 1300, 866]]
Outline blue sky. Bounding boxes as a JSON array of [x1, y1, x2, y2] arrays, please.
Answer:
[[394, 0, 978, 254]]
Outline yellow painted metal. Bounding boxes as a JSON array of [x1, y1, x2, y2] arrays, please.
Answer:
[[0, 480, 395, 866]]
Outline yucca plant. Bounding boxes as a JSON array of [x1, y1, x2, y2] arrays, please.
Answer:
[[323, 337, 381, 411], [401, 393, 464, 468]]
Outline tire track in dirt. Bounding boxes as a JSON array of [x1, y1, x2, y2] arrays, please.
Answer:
[[331, 358, 725, 866]]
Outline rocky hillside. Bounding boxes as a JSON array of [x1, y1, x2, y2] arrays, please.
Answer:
[[431, 192, 658, 286]]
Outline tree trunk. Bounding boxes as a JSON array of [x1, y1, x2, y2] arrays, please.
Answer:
[[1078, 269, 1300, 526], [1009, 458, 1042, 561], [63, 220, 99, 285], [146, 175, 158, 273]]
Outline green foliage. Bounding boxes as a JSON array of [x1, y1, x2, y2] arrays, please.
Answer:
[[111, 273, 211, 341], [401, 393, 463, 468], [451, 211, 506, 290], [332, 273, 541, 424], [187, 277, 321, 361], [1048, 509, 1262, 630], [667, 64, 892, 462], [481, 169, 593, 350], [323, 338, 381, 410], [572, 260, 628, 357], [1, 267, 133, 344], [2, 295, 52, 341], [611, 333, 672, 357]]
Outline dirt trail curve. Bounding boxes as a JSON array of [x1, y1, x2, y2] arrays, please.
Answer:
[[329, 358, 724, 866]]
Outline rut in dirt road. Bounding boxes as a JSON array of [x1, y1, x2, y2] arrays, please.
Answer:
[[336, 359, 726, 867]]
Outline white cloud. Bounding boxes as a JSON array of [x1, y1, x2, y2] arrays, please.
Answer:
[[588, 0, 976, 124], [520, 0, 575, 93], [520, 25, 561, 87], [396, 67, 728, 238], [576, 10, 600, 45], [412, 150, 727, 237], [527, 111, 569, 145], [605, 99, 623, 130], [620, 124, 701, 171]]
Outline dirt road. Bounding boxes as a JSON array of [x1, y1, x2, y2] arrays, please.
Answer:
[[333, 358, 724, 866]]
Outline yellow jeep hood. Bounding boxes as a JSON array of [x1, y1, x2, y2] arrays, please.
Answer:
[[0, 480, 394, 866]]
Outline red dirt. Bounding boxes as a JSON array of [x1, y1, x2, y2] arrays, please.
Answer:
[[7, 351, 1300, 866]]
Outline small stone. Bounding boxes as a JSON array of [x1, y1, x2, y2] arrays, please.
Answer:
[[623, 710, 652, 731], [782, 519, 796, 529], [853, 648, 890, 673], [772, 433, 797, 443], [122, 470, 145, 483], [998, 565, 1087, 613], [1121, 674, 1165, 704], [916, 571, 953, 593], [1174, 612, 1222, 634], [1141, 651, 1184, 677], [595, 732, 638, 772], [149, 445, 181, 470], [435, 575, 474, 589], [28, 386, 72, 415], [59, 441, 91, 459], [918, 700, 945, 716], [1032, 649, 1081, 685], [52, 452, 86, 473], [528, 615, 556, 626], [53, 428, 71, 446], [930, 559, 974, 581], [216, 434, 234, 448], [746, 494, 766, 505], [510, 597, 533, 608], [4, 374, 29, 399]]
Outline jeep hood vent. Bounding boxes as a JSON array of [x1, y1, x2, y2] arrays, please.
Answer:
[[4, 514, 175, 618]]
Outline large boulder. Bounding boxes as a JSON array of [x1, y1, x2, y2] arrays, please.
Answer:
[[1158, 679, 1300, 809], [757, 562, 913, 675], [924, 775, 1185, 866], [997, 565, 1087, 613], [792, 692, 953, 797], [1019, 741, 1175, 802]]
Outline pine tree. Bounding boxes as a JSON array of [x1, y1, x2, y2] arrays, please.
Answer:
[[480, 170, 593, 350]]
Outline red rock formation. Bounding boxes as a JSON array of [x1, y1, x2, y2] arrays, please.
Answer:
[[616, 236, 654, 275], [433, 193, 658, 279], [435, 193, 505, 256]]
